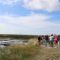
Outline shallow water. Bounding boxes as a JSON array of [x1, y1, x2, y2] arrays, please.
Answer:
[[0, 39, 28, 47]]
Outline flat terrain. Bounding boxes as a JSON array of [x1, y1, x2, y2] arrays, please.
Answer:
[[36, 47, 60, 60]]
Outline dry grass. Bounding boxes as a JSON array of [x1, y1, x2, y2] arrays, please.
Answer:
[[0, 45, 39, 60], [0, 45, 60, 60], [34, 47, 60, 60]]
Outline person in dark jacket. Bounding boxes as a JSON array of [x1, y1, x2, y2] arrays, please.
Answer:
[[45, 35, 49, 47], [38, 36, 42, 45]]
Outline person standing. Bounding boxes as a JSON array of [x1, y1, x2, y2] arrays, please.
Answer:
[[45, 35, 49, 47], [38, 36, 42, 45], [49, 34, 54, 47], [53, 35, 58, 48], [58, 35, 60, 47]]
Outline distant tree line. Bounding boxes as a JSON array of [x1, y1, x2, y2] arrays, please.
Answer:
[[0, 34, 38, 39]]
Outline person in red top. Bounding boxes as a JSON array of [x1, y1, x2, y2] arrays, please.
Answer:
[[53, 35, 58, 48]]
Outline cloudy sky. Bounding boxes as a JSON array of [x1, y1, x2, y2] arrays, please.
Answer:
[[0, 0, 60, 35]]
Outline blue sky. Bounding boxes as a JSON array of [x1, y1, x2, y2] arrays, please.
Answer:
[[0, 0, 60, 35]]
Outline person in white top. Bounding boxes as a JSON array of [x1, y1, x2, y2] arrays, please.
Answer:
[[49, 34, 54, 47]]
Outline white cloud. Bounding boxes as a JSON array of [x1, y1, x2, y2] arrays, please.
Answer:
[[23, 0, 60, 12], [0, 0, 60, 12], [0, 14, 60, 34], [0, 14, 50, 28], [0, 0, 21, 5]]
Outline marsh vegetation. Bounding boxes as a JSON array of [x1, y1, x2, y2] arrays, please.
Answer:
[[0, 45, 60, 60]]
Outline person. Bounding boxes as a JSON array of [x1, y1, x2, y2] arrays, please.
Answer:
[[38, 36, 42, 45], [45, 35, 49, 47], [49, 34, 54, 47], [58, 35, 60, 47], [42, 35, 46, 46], [53, 35, 58, 48]]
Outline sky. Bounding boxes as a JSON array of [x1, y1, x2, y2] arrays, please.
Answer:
[[0, 0, 60, 35]]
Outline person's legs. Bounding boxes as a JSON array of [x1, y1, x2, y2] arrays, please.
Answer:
[[58, 40, 60, 47], [56, 40, 58, 48], [54, 40, 58, 48], [44, 40, 47, 47], [51, 40, 53, 47], [49, 40, 53, 47], [43, 40, 45, 45], [49, 41, 51, 47], [45, 40, 48, 47]]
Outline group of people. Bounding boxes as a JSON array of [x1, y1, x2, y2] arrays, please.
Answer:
[[38, 34, 60, 48]]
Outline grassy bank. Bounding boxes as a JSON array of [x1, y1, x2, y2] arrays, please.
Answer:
[[0, 45, 39, 60], [0, 45, 60, 60]]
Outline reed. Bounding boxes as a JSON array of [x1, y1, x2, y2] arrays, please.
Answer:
[[0, 45, 60, 60]]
